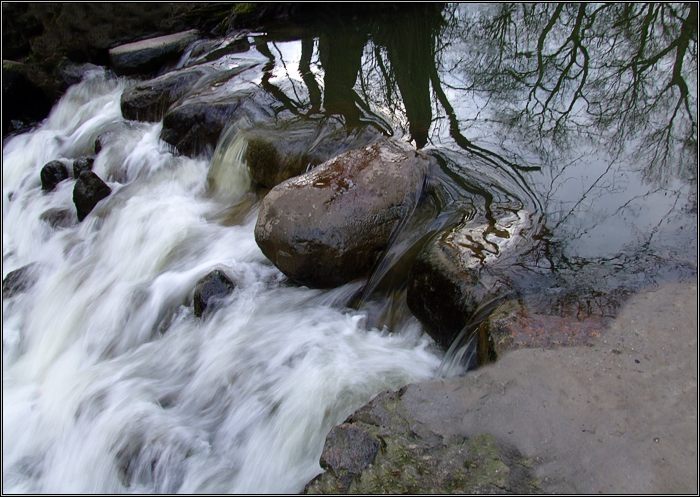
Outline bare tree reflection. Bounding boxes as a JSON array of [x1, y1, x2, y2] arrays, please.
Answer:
[[438, 3, 697, 186]]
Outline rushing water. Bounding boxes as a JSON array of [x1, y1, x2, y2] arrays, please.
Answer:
[[3, 3, 697, 494], [2, 73, 441, 493]]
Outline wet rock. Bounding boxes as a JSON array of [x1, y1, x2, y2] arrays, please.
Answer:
[[481, 289, 626, 356], [321, 424, 381, 473], [94, 121, 141, 154], [245, 119, 383, 189], [108, 29, 200, 75], [72, 157, 94, 178], [406, 208, 530, 349], [254, 140, 431, 288], [160, 79, 267, 157], [184, 35, 251, 67], [95, 132, 111, 154], [161, 99, 241, 156], [120, 66, 211, 122], [193, 269, 236, 317], [57, 59, 104, 87], [40, 160, 69, 192], [73, 171, 112, 221], [2, 263, 38, 298], [304, 387, 538, 494], [2, 60, 53, 135], [39, 207, 75, 229]]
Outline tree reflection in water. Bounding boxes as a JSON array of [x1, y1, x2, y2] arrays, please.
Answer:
[[438, 3, 697, 186], [252, 2, 696, 291]]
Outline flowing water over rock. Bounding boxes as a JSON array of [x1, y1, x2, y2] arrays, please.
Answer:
[[2, 72, 440, 493], [3, 3, 697, 493]]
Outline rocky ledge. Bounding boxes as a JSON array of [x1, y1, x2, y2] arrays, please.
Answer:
[[305, 282, 698, 494]]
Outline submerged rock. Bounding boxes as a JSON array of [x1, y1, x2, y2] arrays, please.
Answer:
[[245, 119, 383, 189], [481, 289, 627, 356], [304, 388, 538, 494], [255, 140, 431, 288], [72, 157, 94, 178], [193, 269, 236, 317], [108, 29, 200, 75], [120, 66, 212, 122], [40, 160, 69, 192], [39, 207, 75, 229], [2, 263, 38, 298], [73, 171, 112, 221]]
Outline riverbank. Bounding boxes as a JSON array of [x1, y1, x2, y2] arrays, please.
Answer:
[[308, 282, 698, 493]]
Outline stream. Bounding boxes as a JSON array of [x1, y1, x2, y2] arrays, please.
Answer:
[[3, 3, 697, 494]]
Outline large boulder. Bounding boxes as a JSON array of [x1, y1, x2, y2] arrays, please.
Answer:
[[40, 160, 69, 192], [108, 29, 200, 75], [254, 140, 431, 288], [73, 171, 112, 221], [192, 269, 236, 317], [406, 209, 529, 348], [244, 118, 383, 189], [120, 66, 212, 122]]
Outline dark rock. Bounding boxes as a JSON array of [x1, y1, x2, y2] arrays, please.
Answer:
[[2, 60, 53, 135], [108, 29, 200, 76], [245, 119, 383, 189], [57, 59, 104, 87], [72, 157, 94, 178], [73, 171, 112, 221], [160, 78, 266, 157], [406, 207, 530, 349], [313, 424, 381, 491], [254, 140, 430, 288], [193, 269, 236, 317], [120, 66, 211, 122], [40, 160, 69, 192], [304, 386, 538, 494], [39, 207, 75, 229], [2, 263, 38, 298], [161, 99, 241, 157]]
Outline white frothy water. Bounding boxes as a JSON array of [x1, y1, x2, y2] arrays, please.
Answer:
[[2, 73, 442, 493]]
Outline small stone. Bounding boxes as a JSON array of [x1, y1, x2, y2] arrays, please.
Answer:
[[193, 270, 236, 317], [72, 157, 94, 178], [40, 160, 69, 191], [73, 171, 112, 221]]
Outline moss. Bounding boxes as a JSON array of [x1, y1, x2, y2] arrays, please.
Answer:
[[233, 3, 256, 15], [464, 434, 511, 489]]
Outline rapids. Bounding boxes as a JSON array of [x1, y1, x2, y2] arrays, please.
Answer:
[[2, 71, 441, 493]]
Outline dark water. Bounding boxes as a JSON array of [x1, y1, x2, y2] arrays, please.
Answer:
[[249, 2, 697, 298]]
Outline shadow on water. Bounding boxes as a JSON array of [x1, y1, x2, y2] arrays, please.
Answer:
[[246, 3, 696, 370]]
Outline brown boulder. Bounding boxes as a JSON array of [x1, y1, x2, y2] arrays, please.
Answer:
[[255, 140, 431, 288]]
